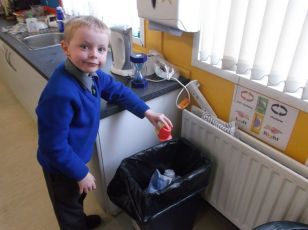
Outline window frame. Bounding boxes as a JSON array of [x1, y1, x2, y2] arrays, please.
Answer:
[[132, 18, 145, 47], [191, 32, 308, 113]]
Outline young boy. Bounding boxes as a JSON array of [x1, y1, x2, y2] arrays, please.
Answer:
[[36, 16, 173, 229]]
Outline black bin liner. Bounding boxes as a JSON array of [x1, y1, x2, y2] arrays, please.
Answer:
[[107, 138, 212, 228], [254, 221, 308, 230]]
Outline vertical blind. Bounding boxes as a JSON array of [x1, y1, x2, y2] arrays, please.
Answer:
[[61, 0, 140, 37], [198, 0, 308, 100]]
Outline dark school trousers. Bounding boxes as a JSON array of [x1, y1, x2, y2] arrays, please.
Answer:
[[43, 169, 88, 230]]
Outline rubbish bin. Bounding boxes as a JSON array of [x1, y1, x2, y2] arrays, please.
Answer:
[[107, 138, 212, 230]]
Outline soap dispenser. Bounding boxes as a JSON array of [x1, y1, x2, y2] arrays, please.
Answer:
[[56, 6, 65, 32]]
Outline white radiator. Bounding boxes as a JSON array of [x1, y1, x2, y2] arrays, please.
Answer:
[[181, 109, 308, 230]]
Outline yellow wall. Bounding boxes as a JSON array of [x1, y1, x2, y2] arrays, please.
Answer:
[[135, 21, 308, 164]]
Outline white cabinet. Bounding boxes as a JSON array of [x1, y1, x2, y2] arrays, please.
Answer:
[[0, 40, 11, 86], [89, 89, 182, 215], [0, 41, 47, 120]]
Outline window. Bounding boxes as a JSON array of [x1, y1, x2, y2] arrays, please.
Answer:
[[192, 0, 308, 112], [61, 0, 144, 46]]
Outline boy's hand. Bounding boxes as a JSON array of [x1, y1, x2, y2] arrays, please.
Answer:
[[77, 172, 96, 194], [144, 109, 173, 130]]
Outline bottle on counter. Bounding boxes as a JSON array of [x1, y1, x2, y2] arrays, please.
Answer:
[[56, 6, 65, 32]]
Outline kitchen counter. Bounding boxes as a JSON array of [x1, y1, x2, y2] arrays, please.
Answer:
[[0, 18, 187, 118]]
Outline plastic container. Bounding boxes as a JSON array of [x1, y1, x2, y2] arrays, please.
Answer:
[[107, 138, 212, 230], [26, 17, 39, 33], [46, 14, 57, 28], [163, 169, 175, 180], [156, 121, 172, 142]]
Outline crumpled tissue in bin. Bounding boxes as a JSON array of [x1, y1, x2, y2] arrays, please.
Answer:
[[107, 138, 212, 224], [146, 169, 177, 194]]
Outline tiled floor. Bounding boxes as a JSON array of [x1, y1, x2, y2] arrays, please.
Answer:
[[0, 79, 238, 230]]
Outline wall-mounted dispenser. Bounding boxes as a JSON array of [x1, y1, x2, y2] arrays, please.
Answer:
[[137, 0, 201, 33]]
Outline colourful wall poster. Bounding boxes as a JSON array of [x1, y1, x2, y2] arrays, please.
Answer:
[[230, 86, 299, 150]]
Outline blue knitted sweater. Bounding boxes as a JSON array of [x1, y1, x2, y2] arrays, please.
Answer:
[[36, 63, 149, 181]]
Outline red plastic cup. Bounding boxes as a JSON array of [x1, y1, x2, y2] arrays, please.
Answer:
[[157, 124, 172, 142]]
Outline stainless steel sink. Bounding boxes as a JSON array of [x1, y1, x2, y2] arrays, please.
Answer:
[[22, 32, 63, 50]]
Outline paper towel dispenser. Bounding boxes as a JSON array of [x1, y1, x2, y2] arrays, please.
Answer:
[[137, 0, 201, 33]]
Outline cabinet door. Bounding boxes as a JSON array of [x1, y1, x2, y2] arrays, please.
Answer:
[[3, 44, 23, 97], [0, 40, 11, 86], [4, 44, 47, 120]]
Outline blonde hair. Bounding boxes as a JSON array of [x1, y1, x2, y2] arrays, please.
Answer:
[[63, 15, 110, 42]]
